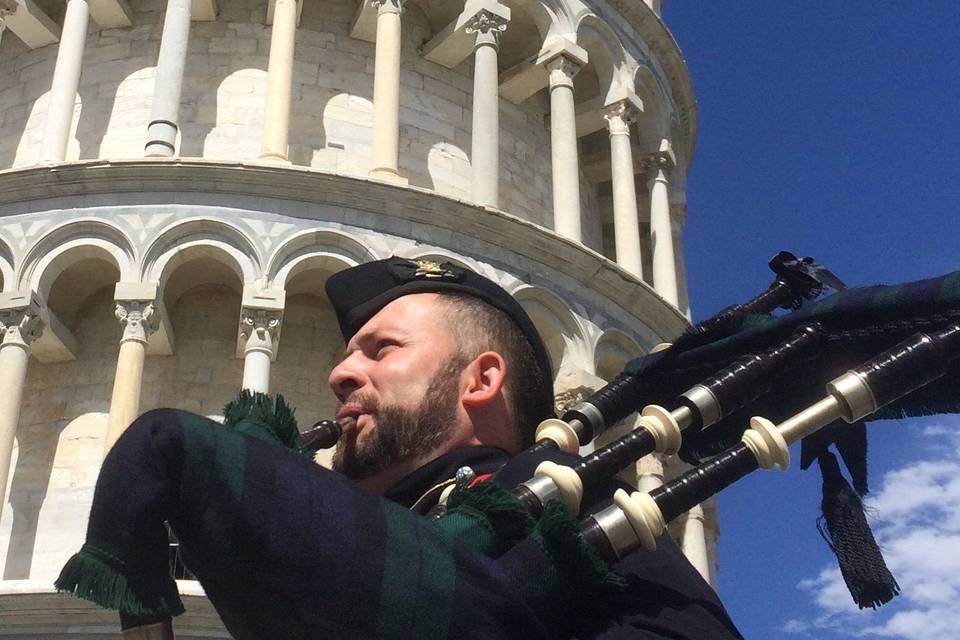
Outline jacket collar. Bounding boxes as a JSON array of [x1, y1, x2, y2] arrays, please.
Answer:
[[383, 446, 510, 514]]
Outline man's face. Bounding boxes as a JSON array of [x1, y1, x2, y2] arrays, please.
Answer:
[[328, 294, 467, 483]]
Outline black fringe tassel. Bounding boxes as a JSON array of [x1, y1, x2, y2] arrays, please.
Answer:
[[816, 451, 900, 609]]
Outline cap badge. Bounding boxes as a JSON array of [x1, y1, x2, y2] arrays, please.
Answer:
[[414, 259, 457, 280]]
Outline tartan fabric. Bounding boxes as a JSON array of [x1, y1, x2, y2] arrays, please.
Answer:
[[56, 409, 622, 639], [615, 271, 960, 461]]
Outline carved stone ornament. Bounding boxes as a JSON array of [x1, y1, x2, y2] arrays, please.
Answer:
[[116, 301, 160, 343], [371, 0, 405, 15], [0, 0, 18, 18], [465, 10, 508, 42], [239, 308, 282, 347], [640, 151, 675, 178], [546, 55, 581, 89], [553, 384, 597, 417], [602, 101, 637, 136], [0, 307, 43, 347]]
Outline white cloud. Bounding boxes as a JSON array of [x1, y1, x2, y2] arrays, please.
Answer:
[[790, 417, 960, 640]]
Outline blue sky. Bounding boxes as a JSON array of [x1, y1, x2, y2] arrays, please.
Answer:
[[663, 3, 960, 639]]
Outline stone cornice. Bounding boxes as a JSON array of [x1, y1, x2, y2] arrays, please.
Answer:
[[588, 0, 698, 167], [0, 159, 691, 340]]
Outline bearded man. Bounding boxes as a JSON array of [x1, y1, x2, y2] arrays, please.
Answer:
[[59, 257, 742, 640], [322, 257, 743, 638]]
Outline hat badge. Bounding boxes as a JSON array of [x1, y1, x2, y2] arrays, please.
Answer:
[[413, 259, 456, 280]]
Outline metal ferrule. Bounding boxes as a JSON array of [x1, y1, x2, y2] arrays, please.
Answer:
[[680, 384, 721, 427], [520, 474, 561, 510], [827, 370, 878, 422], [590, 503, 637, 560], [569, 402, 605, 441]]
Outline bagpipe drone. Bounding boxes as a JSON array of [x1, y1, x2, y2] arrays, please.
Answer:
[[54, 253, 960, 639]]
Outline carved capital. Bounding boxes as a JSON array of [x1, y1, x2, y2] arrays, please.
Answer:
[[546, 55, 581, 90], [116, 301, 160, 343], [371, 0, 405, 16], [465, 10, 508, 46], [602, 101, 637, 136], [0, 305, 43, 349], [641, 151, 675, 181], [0, 0, 18, 18], [239, 307, 282, 352]]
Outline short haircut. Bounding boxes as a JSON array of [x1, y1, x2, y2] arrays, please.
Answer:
[[435, 293, 549, 448]]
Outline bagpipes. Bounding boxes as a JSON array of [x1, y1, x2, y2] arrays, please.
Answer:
[[54, 254, 960, 639], [425, 252, 959, 609], [306, 251, 959, 608]]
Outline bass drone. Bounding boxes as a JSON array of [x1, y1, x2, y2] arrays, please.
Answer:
[[55, 254, 960, 639]]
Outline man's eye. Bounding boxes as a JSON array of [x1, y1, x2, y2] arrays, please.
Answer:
[[375, 341, 398, 356]]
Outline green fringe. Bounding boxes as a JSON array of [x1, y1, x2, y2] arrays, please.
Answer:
[[54, 544, 185, 617], [222, 390, 312, 457], [533, 499, 627, 594], [438, 483, 535, 556]]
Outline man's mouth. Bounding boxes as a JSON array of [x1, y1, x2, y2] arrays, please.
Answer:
[[336, 404, 371, 434]]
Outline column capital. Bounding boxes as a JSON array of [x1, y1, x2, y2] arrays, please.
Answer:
[[115, 300, 160, 344], [0, 0, 18, 17], [602, 100, 639, 136], [239, 307, 283, 355], [465, 9, 508, 47], [371, 0, 405, 16], [545, 54, 582, 90], [0, 293, 43, 349], [643, 144, 676, 182]]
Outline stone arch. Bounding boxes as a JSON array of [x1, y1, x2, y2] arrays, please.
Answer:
[[142, 218, 261, 286], [495, 0, 562, 68], [43, 247, 123, 333], [594, 328, 642, 381], [0, 235, 14, 292], [144, 244, 247, 419], [156, 243, 249, 310], [576, 14, 629, 103], [19, 219, 136, 299], [634, 64, 671, 144], [511, 285, 588, 377], [269, 229, 378, 290]]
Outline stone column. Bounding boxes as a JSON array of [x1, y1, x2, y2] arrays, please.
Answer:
[[546, 55, 583, 242], [145, 0, 192, 157], [635, 453, 664, 493], [239, 308, 282, 393], [466, 10, 507, 208], [604, 101, 643, 278], [39, 0, 90, 163], [648, 143, 679, 306], [0, 296, 42, 522], [679, 503, 711, 582], [104, 301, 159, 452], [259, 0, 298, 163], [368, 0, 407, 183]]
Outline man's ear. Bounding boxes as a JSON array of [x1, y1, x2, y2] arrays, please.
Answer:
[[461, 351, 508, 408]]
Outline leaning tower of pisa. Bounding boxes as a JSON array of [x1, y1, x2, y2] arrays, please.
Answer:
[[0, 0, 717, 635]]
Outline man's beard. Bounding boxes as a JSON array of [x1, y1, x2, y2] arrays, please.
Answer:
[[332, 360, 463, 482]]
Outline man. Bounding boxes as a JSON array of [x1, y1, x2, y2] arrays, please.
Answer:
[[322, 257, 744, 638], [58, 256, 742, 639]]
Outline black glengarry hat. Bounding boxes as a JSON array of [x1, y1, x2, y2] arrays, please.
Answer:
[[325, 257, 555, 421]]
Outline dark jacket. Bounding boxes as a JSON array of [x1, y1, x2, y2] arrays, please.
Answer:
[[383, 445, 744, 640]]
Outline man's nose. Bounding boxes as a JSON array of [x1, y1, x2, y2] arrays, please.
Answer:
[[329, 353, 364, 399]]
